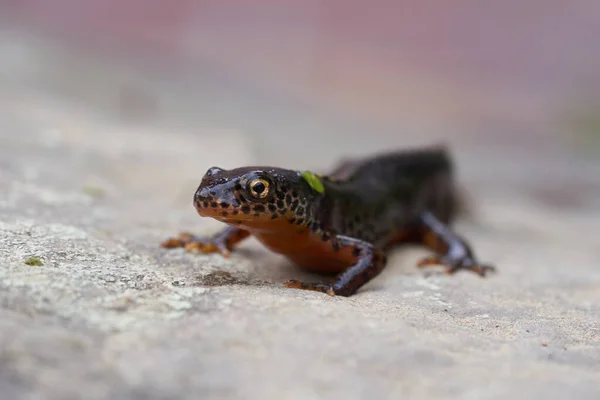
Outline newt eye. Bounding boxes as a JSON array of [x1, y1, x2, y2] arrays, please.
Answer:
[[248, 178, 270, 199]]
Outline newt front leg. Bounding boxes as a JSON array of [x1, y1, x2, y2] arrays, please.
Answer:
[[284, 235, 387, 297], [162, 226, 250, 257], [416, 211, 494, 276]]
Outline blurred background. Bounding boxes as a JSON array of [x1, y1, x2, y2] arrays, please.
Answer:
[[1, 0, 599, 188]]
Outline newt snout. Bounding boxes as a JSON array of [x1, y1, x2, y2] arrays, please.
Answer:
[[193, 169, 241, 220]]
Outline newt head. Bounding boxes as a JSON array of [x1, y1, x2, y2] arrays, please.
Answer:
[[193, 166, 324, 230]]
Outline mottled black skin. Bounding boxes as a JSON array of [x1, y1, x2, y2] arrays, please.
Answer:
[[163, 147, 494, 297], [317, 149, 458, 248]]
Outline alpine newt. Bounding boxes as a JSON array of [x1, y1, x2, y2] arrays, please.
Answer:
[[162, 147, 494, 297]]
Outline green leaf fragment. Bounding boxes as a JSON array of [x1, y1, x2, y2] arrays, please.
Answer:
[[25, 256, 43, 266], [83, 186, 105, 198], [301, 171, 325, 193]]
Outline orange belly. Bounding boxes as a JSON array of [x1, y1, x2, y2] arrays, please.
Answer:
[[252, 229, 356, 273]]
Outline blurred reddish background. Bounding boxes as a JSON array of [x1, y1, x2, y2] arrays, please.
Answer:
[[2, 1, 600, 154]]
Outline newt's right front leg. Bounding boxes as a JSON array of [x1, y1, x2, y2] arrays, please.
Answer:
[[284, 235, 387, 297], [161, 226, 250, 258]]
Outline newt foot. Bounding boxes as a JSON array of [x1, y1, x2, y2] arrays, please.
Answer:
[[161, 232, 231, 257], [417, 255, 495, 277]]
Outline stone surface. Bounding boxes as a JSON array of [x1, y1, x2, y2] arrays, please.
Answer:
[[1, 36, 600, 400]]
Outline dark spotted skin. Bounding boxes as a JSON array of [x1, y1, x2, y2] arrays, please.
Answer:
[[162, 147, 495, 297]]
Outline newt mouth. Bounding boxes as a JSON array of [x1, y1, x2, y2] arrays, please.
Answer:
[[194, 198, 273, 223], [194, 198, 236, 218]]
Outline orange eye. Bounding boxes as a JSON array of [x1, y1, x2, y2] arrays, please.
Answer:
[[249, 179, 270, 199]]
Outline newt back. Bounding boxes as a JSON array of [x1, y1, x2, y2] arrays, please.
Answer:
[[319, 147, 459, 248]]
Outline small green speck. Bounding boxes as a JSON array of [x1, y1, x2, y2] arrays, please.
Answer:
[[68, 338, 86, 350], [83, 186, 105, 198], [301, 171, 325, 193], [25, 257, 43, 266]]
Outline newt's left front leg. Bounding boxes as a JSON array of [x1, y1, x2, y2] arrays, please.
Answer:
[[284, 235, 387, 297], [161, 226, 250, 258]]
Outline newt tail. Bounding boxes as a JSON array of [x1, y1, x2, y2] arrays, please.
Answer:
[[162, 147, 495, 297]]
